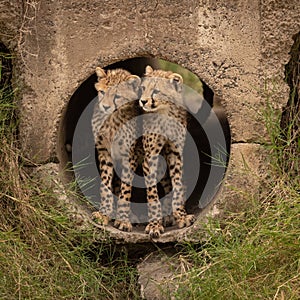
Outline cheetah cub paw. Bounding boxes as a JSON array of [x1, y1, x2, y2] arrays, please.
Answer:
[[176, 214, 196, 228], [145, 220, 164, 239], [114, 220, 132, 232], [92, 211, 110, 226], [162, 214, 176, 227], [173, 207, 196, 229]]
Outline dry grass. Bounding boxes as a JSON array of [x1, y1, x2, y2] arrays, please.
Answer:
[[175, 174, 299, 299]]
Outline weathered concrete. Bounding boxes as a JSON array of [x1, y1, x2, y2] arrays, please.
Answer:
[[215, 143, 268, 216], [137, 251, 183, 300], [1, 0, 299, 243], [0, 0, 297, 162], [0, 1, 22, 46], [31, 163, 92, 229]]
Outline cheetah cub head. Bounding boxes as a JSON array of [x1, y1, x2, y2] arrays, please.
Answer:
[[95, 67, 141, 114], [140, 65, 203, 114], [139, 65, 183, 112]]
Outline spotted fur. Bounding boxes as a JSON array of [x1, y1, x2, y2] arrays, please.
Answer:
[[91, 67, 141, 232], [139, 66, 196, 238]]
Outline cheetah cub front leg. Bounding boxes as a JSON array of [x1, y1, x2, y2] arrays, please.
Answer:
[[166, 145, 196, 229], [113, 177, 133, 232], [92, 211, 110, 226], [145, 220, 164, 239], [143, 135, 165, 239], [173, 206, 196, 228], [92, 151, 114, 226]]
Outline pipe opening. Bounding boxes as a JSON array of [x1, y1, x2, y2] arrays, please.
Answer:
[[60, 57, 231, 233]]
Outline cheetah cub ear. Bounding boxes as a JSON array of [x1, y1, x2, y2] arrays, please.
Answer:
[[126, 75, 141, 91], [145, 65, 154, 75], [95, 67, 106, 94], [94, 82, 101, 92], [95, 67, 106, 79], [168, 73, 183, 84], [169, 73, 183, 93]]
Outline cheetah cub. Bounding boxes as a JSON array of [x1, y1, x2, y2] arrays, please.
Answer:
[[91, 67, 141, 232], [139, 65, 196, 238]]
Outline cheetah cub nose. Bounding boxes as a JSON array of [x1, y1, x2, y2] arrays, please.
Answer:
[[140, 99, 148, 106], [102, 104, 110, 111]]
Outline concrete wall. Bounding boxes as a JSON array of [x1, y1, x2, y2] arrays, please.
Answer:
[[2, 0, 296, 161]]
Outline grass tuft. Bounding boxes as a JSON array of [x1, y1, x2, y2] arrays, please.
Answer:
[[175, 175, 299, 299]]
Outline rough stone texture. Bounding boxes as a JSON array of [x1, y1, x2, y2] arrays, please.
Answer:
[[31, 163, 92, 229], [1, 1, 299, 242], [215, 143, 268, 215], [1, 0, 297, 162], [260, 0, 300, 106], [195, 1, 262, 143], [137, 250, 185, 300], [0, 1, 22, 47]]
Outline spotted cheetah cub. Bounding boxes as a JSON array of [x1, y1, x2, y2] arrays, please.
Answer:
[[139, 65, 196, 238], [92, 67, 141, 232]]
